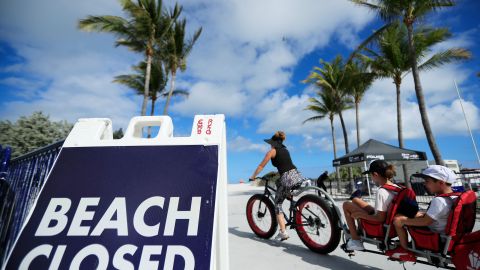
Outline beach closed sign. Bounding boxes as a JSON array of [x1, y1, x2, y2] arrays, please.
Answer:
[[4, 115, 229, 270]]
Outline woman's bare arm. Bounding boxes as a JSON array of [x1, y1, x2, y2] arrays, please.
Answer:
[[250, 149, 275, 180]]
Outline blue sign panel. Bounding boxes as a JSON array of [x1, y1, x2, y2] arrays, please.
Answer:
[[5, 145, 218, 270]]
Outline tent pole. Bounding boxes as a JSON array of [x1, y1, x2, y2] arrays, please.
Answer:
[[364, 161, 372, 198]]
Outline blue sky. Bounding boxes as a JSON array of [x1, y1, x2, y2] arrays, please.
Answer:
[[0, 0, 479, 183]]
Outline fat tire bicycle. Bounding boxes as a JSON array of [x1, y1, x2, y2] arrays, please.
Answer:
[[245, 176, 342, 254]]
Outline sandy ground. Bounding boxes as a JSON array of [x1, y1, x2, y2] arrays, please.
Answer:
[[227, 183, 476, 270]]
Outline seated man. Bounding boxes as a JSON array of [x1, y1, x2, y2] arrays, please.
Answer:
[[388, 165, 457, 261], [343, 160, 400, 251]]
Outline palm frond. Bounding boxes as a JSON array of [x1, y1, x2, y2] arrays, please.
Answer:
[[302, 115, 326, 124], [418, 48, 471, 71]]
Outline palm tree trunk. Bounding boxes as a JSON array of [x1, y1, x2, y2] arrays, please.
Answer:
[[150, 96, 156, 116], [330, 116, 340, 193], [147, 96, 157, 138], [141, 52, 152, 117], [406, 23, 444, 166], [338, 110, 354, 190], [355, 101, 360, 147], [163, 70, 176, 115], [395, 81, 411, 188], [330, 117, 338, 160], [338, 111, 350, 153], [395, 81, 404, 148]]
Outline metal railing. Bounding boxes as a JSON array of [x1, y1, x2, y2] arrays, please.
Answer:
[[0, 140, 63, 265]]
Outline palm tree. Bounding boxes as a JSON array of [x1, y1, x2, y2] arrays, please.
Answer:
[[304, 91, 340, 162], [303, 90, 351, 184], [351, 0, 460, 166], [162, 18, 202, 115], [362, 23, 470, 150], [344, 60, 375, 147], [114, 60, 188, 136], [304, 56, 355, 187], [359, 23, 470, 183], [304, 56, 353, 154], [79, 0, 178, 116]]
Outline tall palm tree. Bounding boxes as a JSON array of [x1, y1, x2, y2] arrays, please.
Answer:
[[162, 18, 202, 115], [304, 56, 353, 154], [344, 60, 375, 147], [351, 0, 459, 166], [114, 60, 188, 136], [361, 24, 470, 185], [303, 90, 352, 184], [304, 91, 340, 162], [304, 56, 355, 187], [361, 23, 470, 151], [79, 0, 178, 116]]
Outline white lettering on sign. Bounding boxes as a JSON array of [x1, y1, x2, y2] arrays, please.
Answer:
[[112, 244, 137, 270], [164, 197, 201, 236], [21, 196, 203, 270], [19, 244, 195, 270], [36, 196, 200, 237], [70, 244, 109, 270], [91, 197, 128, 236], [19, 244, 52, 270], [138, 245, 163, 270], [35, 198, 71, 236], [133, 196, 165, 237], [164, 245, 195, 270], [68, 197, 100, 236]]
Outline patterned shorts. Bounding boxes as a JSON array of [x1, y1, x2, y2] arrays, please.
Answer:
[[274, 169, 306, 214]]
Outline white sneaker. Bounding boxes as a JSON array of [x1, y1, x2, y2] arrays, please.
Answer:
[[346, 239, 365, 251], [274, 231, 289, 241]]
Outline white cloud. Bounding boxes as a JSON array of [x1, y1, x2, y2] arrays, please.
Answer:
[[254, 62, 479, 155], [229, 136, 269, 153], [1, 74, 140, 129], [172, 82, 248, 116], [172, 0, 375, 116], [255, 90, 326, 134], [0, 0, 140, 128], [0, 77, 46, 99], [0, 0, 375, 126], [2, 0, 477, 149]]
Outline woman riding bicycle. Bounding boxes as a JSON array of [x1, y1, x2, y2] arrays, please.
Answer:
[[249, 131, 306, 241]]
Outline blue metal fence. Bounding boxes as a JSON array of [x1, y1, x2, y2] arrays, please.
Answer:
[[0, 141, 63, 265]]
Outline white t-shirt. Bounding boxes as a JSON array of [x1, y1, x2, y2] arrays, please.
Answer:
[[426, 196, 457, 233], [375, 184, 400, 212]]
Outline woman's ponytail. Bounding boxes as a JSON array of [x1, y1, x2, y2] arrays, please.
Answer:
[[383, 164, 396, 179], [274, 131, 286, 141]]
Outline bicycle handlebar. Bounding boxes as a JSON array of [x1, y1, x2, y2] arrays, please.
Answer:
[[249, 176, 268, 182]]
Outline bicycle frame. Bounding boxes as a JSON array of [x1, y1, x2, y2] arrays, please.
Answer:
[[257, 178, 345, 230]]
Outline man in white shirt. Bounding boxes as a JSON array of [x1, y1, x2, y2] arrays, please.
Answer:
[[387, 165, 457, 262]]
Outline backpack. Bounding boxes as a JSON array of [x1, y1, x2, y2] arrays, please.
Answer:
[[382, 184, 419, 218]]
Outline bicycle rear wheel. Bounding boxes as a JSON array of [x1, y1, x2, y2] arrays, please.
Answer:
[[246, 194, 278, 239], [294, 194, 341, 254]]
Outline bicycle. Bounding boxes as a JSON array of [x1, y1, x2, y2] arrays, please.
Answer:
[[245, 176, 342, 254]]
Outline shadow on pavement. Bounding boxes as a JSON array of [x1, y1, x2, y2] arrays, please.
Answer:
[[229, 227, 384, 270]]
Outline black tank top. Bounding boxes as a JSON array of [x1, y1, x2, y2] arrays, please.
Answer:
[[271, 147, 296, 175]]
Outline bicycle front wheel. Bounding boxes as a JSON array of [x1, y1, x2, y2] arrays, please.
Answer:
[[294, 194, 341, 254], [246, 194, 278, 239]]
